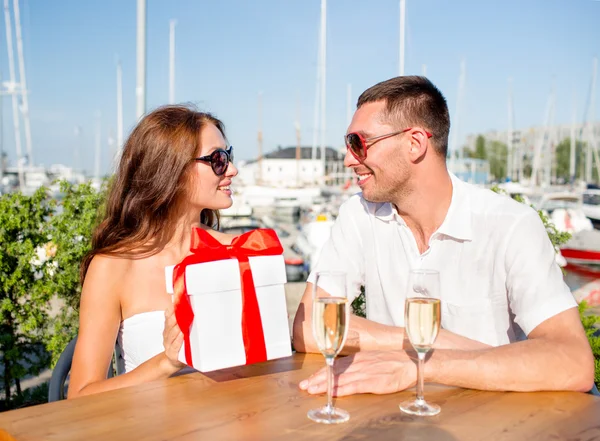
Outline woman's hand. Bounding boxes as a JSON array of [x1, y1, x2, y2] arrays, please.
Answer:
[[163, 304, 186, 371]]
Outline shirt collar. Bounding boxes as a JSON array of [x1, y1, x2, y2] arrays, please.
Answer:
[[436, 173, 473, 241], [373, 202, 396, 221], [372, 172, 472, 241]]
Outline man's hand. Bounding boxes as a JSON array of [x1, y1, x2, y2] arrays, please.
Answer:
[[299, 351, 417, 397]]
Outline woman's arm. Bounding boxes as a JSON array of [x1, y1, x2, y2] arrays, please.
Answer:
[[67, 256, 185, 399]]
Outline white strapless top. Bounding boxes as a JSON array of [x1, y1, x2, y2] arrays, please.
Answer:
[[117, 311, 165, 373]]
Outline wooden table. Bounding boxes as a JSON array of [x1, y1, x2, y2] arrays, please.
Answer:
[[0, 354, 598, 440]]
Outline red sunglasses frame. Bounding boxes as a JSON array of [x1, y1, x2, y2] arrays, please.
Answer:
[[345, 127, 433, 161]]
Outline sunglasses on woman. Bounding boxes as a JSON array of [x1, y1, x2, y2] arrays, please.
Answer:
[[344, 127, 432, 162], [194, 146, 234, 176]]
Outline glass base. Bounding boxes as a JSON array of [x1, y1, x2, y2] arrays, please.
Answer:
[[399, 398, 440, 416], [307, 405, 350, 424]]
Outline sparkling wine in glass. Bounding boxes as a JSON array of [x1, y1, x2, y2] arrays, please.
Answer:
[[307, 271, 350, 424], [399, 269, 441, 416]]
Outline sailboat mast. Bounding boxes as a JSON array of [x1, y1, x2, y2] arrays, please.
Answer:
[[587, 58, 600, 184], [531, 91, 553, 187], [311, 2, 322, 164], [507, 78, 514, 181], [346, 83, 352, 127], [0, 72, 3, 183], [585, 58, 597, 183], [94, 112, 101, 181], [449, 59, 466, 172], [546, 86, 556, 186], [73, 125, 81, 172], [257, 91, 263, 185], [570, 91, 576, 182], [295, 95, 301, 187], [319, 0, 327, 181], [136, 0, 147, 119], [3, 0, 23, 189], [13, 0, 32, 166], [116, 59, 124, 157], [169, 19, 176, 104], [399, 0, 405, 76]]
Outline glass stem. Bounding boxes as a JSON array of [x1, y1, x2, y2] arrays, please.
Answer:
[[325, 356, 334, 412], [416, 351, 426, 403]]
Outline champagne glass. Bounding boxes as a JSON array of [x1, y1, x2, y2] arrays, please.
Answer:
[[400, 269, 441, 416], [307, 271, 350, 424]]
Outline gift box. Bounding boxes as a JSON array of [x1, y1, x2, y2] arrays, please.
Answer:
[[165, 227, 292, 372]]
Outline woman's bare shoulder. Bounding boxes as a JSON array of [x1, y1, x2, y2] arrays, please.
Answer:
[[87, 254, 134, 277]]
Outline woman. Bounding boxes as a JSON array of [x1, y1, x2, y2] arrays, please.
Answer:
[[68, 105, 238, 398]]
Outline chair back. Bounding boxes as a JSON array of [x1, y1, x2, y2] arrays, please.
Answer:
[[48, 336, 123, 402]]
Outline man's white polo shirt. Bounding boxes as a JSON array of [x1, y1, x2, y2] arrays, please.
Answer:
[[308, 173, 576, 346]]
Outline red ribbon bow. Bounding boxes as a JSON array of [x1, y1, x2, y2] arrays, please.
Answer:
[[172, 227, 284, 367]]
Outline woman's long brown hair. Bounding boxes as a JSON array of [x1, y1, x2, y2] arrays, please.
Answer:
[[80, 104, 224, 282]]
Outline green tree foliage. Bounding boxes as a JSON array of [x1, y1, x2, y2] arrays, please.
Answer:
[[351, 285, 366, 318], [0, 181, 105, 409], [463, 135, 488, 161], [578, 301, 600, 389], [554, 138, 592, 182], [0, 188, 55, 409], [45, 181, 106, 367], [474, 135, 487, 160]]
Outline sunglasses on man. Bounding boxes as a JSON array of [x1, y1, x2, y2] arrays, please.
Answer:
[[344, 127, 432, 162], [194, 146, 234, 176]]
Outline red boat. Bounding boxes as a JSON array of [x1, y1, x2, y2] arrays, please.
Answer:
[[560, 230, 600, 276], [561, 248, 600, 265]]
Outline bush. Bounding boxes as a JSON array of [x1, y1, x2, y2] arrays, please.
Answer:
[[0, 188, 55, 408], [44, 181, 107, 367], [579, 301, 600, 389], [0, 181, 106, 409]]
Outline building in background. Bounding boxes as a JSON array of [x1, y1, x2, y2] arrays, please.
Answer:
[[237, 146, 347, 187], [449, 158, 490, 185]]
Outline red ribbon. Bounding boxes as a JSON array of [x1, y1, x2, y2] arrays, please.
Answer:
[[172, 227, 284, 367]]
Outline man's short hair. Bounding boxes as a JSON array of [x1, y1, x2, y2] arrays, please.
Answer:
[[357, 76, 450, 157]]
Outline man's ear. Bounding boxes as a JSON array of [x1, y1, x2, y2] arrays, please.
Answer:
[[407, 128, 430, 163]]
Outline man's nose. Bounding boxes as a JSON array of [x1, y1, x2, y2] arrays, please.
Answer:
[[343, 147, 360, 168]]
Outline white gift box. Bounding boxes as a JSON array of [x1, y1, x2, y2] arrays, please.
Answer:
[[165, 254, 292, 372]]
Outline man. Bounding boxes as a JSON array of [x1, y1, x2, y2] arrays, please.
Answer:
[[293, 76, 594, 396]]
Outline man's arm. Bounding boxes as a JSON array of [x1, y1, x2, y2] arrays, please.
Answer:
[[426, 307, 594, 392], [300, 308, 594, 395], [292, 282, 491, 355]]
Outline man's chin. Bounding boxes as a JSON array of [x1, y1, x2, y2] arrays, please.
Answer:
[[361, 190, 387, 204]]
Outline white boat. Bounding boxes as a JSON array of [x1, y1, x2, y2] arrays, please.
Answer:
[[537, 192, 593, 234], [220, 195, 253, 218], [582, 189, 600, 228], [534, 191, 600, 270], [21, 167, 51, 196], [292, 214, 335, 273]]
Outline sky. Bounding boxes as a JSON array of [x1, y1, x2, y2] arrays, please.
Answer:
[[0, 0, 598, 176]]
